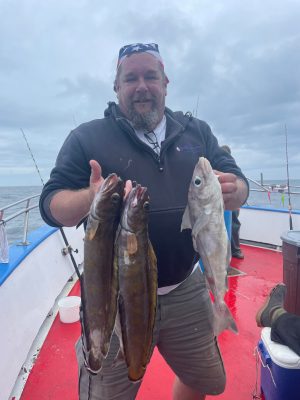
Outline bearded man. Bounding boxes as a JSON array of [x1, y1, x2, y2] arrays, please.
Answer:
[[40, 43, 248, 400]]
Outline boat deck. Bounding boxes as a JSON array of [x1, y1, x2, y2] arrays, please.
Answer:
[[20, 243, 283, 400]]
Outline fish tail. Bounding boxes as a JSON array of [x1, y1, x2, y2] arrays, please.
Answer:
[[212, 301, 238, 335], [86, 352, 103, 375]]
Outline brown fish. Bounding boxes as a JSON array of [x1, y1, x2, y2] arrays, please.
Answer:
[[114, 184, 157, 382], [181, 157, 238, 335], [82, 173, 124, 373]]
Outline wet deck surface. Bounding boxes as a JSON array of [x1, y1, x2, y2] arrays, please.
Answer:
[[20, 244, 282, 400]]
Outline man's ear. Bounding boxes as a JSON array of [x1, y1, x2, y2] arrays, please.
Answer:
[[164, 75, 169, 96]]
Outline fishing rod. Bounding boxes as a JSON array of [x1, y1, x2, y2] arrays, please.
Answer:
[[20, 128, 82, 280], [285, 124, 293, 230]]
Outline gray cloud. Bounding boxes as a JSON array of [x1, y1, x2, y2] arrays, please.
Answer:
[[0, 0, 299, 186]]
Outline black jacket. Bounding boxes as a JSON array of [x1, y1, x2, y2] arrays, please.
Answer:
[[40, 102, 248, 287]]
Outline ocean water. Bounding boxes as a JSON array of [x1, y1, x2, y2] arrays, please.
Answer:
[[1, 181, 300, 245]]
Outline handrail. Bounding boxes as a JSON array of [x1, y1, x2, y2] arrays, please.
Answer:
[[0, 194, 40, 214], [0, 194, 41, 246], [246, 177, 300, 195]]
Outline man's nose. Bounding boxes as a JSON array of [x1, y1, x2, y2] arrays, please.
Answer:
[[136, 78, 148, 92]]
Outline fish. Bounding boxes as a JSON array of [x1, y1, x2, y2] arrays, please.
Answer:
[[114, 184, 158, 382], [181, 157, 238, 335], [81, 173, 125, 374]]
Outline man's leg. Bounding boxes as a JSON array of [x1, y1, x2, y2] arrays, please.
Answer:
[[76, 333, 143, 400], [157, 268, 226, 400], [256, 283, 287, 328], [256, 283, 300, 356], [231, 210, 244, 259], [173, 376, 205, 400], [271, 312, 300, 356]]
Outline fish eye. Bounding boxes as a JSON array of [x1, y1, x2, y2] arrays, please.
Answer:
[[143, 201, 150, 211], [194, 176, 202, 187], [111, 193, 120, 203]]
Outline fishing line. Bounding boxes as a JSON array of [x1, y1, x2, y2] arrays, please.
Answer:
[[21, 128, 45, 186], [284, 125, 293, 230], [20, 128, 82, 280]]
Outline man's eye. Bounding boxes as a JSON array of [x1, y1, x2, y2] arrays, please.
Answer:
[[124, 76, 136, 82], [146, 75, 158, 80]]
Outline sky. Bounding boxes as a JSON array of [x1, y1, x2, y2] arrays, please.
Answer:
[[0, 0, 299, 186]]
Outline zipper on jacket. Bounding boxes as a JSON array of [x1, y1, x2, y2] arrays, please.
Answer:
[[116, 115, 166, 171]]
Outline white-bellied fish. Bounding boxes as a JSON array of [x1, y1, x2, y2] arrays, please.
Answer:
[[114, 184, 157, 382], [181, 157, 238, 335], [82, 173, 125, 373]]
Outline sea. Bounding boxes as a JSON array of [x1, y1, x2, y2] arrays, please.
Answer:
[[1, 181, 300, 245]]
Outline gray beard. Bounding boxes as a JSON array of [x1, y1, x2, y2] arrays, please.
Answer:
[[128, 108, 161, 131]]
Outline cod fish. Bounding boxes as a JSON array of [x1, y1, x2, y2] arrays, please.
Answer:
[[82, 173, 124, 373], [115, 184, 157, 382], [181, 157, 238, 335]]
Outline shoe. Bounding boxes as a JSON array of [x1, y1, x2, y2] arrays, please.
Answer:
[[232, 250, 244, 259], [256, 283, 287, 327]]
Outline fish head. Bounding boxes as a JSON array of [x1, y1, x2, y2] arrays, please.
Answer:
[[188, 157, 222, 211], [91, 173, 124, 219], [122, 184, 149, 232]]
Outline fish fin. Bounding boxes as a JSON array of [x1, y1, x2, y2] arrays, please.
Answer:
[[85, 217, 99, 240], [148, 241, 157, 266], [128, 366, 146, 382], [192, 214, 210, 235], [113, 308, 126, 367], [181, 206, 192, 231], [212, 301, 238, 335], [87, 351, 103, 374], [126, 232, 138, 255]]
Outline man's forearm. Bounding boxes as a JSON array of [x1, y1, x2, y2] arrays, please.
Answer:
[[50, 189, 93, 227]]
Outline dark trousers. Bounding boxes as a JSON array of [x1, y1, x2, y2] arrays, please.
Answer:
[[271, 313, 300, 356], [231, 210, 241, 254]]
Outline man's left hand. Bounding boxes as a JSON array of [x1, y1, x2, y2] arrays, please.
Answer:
[[214, 170, 248, 210]]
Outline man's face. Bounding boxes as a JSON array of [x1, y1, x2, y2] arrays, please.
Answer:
[[115, 53, 168, 131]]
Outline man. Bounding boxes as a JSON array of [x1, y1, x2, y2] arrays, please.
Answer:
[[40, 43, 249, 400]]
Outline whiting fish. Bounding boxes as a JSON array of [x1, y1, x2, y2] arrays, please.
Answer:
[[181, 157, 238, 335], [82, 173, 124, 373]]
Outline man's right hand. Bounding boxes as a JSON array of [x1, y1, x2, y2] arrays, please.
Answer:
[[50, 160, 104, 227]]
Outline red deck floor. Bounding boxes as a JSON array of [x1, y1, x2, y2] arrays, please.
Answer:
[[20, 244, 283, 400]]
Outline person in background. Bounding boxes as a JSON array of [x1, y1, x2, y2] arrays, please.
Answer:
[[221, 145, 244, 259], [256, 283, 300, 357], [39, 43, 249, 400]]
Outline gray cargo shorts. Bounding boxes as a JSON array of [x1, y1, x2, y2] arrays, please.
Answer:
[[76, 267, 226, 399]]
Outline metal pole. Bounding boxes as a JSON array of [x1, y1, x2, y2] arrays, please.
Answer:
[[22, 199, 30, 245], [285, 124, 293, 230]]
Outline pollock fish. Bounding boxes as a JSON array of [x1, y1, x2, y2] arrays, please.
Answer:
[[114, 184, 157, 382], [82, 173, 124, 373], [181, 157, 238, 335]]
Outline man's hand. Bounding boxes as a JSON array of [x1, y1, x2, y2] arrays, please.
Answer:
[[89, 160, 132, 201], [50, 160, 133, 227], [50, 160, 104, 227], [214, 170, 248, 210]]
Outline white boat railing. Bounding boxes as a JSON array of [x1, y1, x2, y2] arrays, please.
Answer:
[[0, 194, 40, 246], [247, 177, 300, 195]]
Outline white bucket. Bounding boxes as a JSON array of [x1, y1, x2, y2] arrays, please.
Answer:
[[58, 296, 81, 323]]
